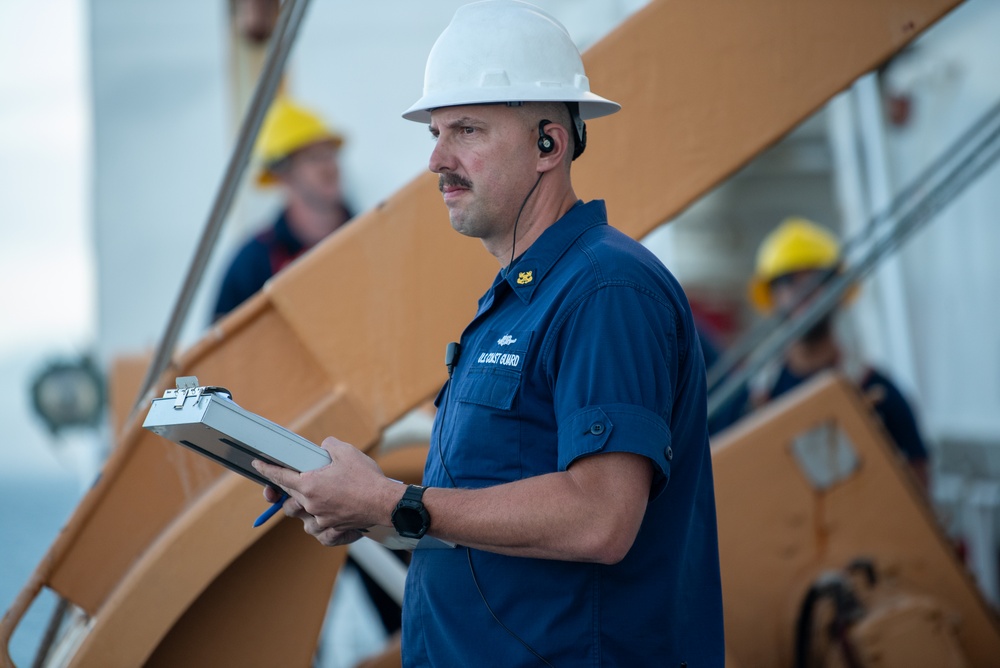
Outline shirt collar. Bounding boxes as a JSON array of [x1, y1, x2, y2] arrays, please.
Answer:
[[499, 199, 608, 303], [274, 203, 354, 253], [274, 210, 307, 254]]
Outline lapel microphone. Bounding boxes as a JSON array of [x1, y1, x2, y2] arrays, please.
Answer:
[[445, 342, 462, 378]]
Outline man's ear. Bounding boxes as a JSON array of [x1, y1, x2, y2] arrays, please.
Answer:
[[537, 122, 571, 171]]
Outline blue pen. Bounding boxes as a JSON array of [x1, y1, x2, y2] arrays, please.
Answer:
[[253, 492, 289, 528]]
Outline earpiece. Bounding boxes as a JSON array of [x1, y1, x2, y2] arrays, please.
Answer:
[[537, 119, 555, 153]]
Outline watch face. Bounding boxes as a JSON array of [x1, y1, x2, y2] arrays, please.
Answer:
[[393, 486, 429, 538], [394, 507, 424, 535]]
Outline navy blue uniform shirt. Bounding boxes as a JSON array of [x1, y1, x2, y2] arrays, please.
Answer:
[[212, 211, 305, 321], [212, 205, 352, 321], [403, 200, 725, 667]]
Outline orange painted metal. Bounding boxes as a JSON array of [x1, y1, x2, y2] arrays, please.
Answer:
[[0, 0, 970, 665], [106, 352, 150, 440], [712, 373, 1000, 666], [68, 474, 345, 667]]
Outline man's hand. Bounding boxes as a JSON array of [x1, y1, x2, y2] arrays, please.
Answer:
[[252, 437, 402, 547]]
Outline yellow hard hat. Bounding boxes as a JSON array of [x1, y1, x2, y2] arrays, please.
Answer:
[[255, 98, 344, 186], [749, 217, 841, 312]]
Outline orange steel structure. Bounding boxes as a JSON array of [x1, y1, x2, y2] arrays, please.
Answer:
[[714, 373, 1000, 666], [5, 0, 995, 665]]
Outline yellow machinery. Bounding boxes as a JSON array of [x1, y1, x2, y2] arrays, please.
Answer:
[[4, 0, 999, 665]]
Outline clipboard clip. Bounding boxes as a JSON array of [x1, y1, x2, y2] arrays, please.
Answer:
[[163, 376, 233, 409]]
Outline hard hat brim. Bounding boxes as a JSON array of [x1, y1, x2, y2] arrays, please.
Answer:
[[254, 136, 343, 188], [748, 278, 774, 313], [401, 90, 621, 123], [748, 271, 861, 315], [256, 170, 280, 188]]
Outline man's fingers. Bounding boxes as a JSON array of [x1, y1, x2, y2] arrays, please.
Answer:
[[315, 527, 365, 547], [320, 436, 343, 451], [283, 497, 310, 521], [320, 436, 350, 460], [252, 459, 296, 488]]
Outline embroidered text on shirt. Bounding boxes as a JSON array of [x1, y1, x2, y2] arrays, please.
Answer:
[[477, 352, 521, 367]]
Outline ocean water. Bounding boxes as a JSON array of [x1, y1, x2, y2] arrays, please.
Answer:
[[0, 474, 83, 667], [0, 348, 97, 665]]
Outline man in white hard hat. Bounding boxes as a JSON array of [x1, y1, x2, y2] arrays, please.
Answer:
[[254, 2, 724, 665]]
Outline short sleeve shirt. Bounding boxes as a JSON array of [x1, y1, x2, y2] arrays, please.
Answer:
[[402, 200, 725, 667]]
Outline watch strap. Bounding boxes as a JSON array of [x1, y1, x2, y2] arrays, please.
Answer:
[[401, 484, 426, 504]]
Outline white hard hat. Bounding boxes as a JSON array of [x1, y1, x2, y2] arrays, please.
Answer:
[[402, 0, 620, 123]]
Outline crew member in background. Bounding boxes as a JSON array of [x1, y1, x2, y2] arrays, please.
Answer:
[[748, 216, 930, 491], [213, 97, 353, 320], [254, 1, 725, 665], [212, 97, 402, 646]]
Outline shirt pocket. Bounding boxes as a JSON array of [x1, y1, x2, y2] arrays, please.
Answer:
[[455, 329, 532, 410], [455, 369, 520, 410]]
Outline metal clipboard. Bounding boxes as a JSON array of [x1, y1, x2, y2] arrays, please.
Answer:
[[142, 377, 454, 550], [142, 376, 331, 486]]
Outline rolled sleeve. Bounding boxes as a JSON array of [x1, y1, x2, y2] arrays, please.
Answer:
[[558, 404, 673, 497], [549, 283, 683, 498]]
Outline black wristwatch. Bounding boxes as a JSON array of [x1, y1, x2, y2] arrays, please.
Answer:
[[391, 485, 431, 539]]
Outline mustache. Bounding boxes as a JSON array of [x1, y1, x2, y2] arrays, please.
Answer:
[[438, 174, 473, 191]]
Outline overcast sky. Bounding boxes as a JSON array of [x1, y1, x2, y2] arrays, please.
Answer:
[[0, 6, 92, 649], [1, 0, 92, 354], [0, 0, 95, 478]]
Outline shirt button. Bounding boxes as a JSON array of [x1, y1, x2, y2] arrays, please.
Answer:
[[589, 423, 605, 435], [665, 446, 673, 461]]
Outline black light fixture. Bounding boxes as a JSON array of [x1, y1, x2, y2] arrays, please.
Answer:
[[30, 355, 105, 435]]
